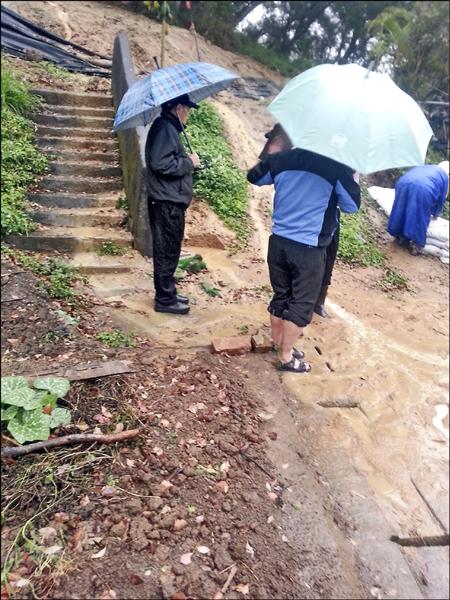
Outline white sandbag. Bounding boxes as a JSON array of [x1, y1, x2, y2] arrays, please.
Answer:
[[423, 244, 449, 264], [367, 186, 394, 216], [426, 218, 449, 244]]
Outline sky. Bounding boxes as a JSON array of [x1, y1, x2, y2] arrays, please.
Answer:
[[236, 4, 266, 31]]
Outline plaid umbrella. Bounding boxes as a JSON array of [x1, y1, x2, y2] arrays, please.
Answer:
[[114, 61, 239, 131]]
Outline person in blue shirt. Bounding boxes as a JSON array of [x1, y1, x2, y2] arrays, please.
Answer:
[[387, 161, 449, 255], [247, 148, 360, 373]]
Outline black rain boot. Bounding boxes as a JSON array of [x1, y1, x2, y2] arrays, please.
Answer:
[[314, 284, 330, 318]]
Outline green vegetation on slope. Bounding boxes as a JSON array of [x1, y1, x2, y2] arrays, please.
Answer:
[[185, 101, 250, 242], [1, 61, 47, 237], [338, 188, 385, 267]]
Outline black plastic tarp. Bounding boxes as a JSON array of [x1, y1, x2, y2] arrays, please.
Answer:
[[1, 6, 111, 77]]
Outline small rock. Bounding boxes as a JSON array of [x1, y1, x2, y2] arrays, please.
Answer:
[[241, 491, 258, 503], [101, 486, 116, 498], [183, 467, 196, 477], [148, 530, 161, 540], [160, 515, 176, 530], [129, 517, 152, 551], [172, 564, 186, 577], [268, 431, 278, 441], [110, 522, 127, 538], [218, 440, 239, 455], [222, 501, 232, 513], [214, 545, 233, 571], [125, 498, 143, 515], [173, 519, 187, 532], [147, 496, 164, 511]]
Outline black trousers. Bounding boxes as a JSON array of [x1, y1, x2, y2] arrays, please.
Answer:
[[322, 224, 340, 288], [267, 234, 326, 328], [148, 199, 186, 305]]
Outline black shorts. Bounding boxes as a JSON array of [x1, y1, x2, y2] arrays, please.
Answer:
[[267, 234, 326, 328]]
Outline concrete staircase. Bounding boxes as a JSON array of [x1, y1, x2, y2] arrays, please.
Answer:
[[5, 88, 133, 259]]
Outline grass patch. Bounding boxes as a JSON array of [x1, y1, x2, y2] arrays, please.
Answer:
[[339, 188, 385, 267], [96, 241, 127, 256], [185, 101, 250, 243], [199, 282, 221, 297], [95, 330, 135, 348], [39, 61, 73, 80], [377, 268, 410, 292], [1, 61, 47, 236]]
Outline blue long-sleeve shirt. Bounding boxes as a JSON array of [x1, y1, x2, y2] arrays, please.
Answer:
[[247, 149, 360, 247]]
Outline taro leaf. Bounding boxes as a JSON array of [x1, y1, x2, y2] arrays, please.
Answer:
[[33, 376, 70, 398], [1, 376, 28, 396], [50, 407, 71, 429], [1, 378, 41, 410], [1, 405, 19, 421], [7, 409, 51, 444]]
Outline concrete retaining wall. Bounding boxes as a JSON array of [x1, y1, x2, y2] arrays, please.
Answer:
[[111, 32, 152, 257]]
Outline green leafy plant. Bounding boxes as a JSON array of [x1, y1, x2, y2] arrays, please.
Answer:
[[199, 282, 221, 297], [18, 254, 81, 299], [96, 241, 127, 256], [184, 101, 250, 243], [96, 330, 135, 348], [378, 268, 409, 292], [115, 195, 129, 210], [1, 376, 71, 444]]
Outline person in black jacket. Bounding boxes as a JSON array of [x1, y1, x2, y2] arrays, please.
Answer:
[[145, 93, 201, 314]]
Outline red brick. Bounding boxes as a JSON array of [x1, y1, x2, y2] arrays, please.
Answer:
[[211, 336, 252, 355]]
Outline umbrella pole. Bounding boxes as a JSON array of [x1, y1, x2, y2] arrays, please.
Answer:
[[177, 115, 194, 154]]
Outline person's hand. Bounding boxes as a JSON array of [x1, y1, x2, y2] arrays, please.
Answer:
[[188, 153, 201, 169]]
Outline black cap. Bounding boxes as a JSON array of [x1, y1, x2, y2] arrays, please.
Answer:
[[162, 93, 200, 110]]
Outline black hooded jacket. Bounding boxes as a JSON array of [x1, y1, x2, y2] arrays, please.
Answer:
[[145, 111, 194, 206]]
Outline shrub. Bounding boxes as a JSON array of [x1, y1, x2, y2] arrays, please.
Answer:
[[1, 63, 47, 236]]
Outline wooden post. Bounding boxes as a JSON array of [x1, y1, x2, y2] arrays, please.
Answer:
[[160, 1, 167, 67]]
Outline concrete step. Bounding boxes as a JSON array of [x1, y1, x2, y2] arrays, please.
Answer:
[[5, 227, 132, 253], [48, 161, 121, 178], [28, 207, 126, 227], [41, 104, 115, 118], [27, 192, 118, 209], [40, 175, 122, 193], [40, 147, 118, 163], [30, 113, 113, 130], [32, 88, 113, 109], [36, 125, 113, 140], [69, 252, 136, 274], [35, 137, 117, 152]]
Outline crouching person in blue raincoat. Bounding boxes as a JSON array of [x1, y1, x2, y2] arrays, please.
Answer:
[[387, 161, 449, 256]]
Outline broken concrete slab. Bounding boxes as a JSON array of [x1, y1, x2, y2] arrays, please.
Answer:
[[211, 336, 252, 355], [251, 332, 272, 353]]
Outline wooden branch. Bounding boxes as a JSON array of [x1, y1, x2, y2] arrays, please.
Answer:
[[1, 429, 140, 458]]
